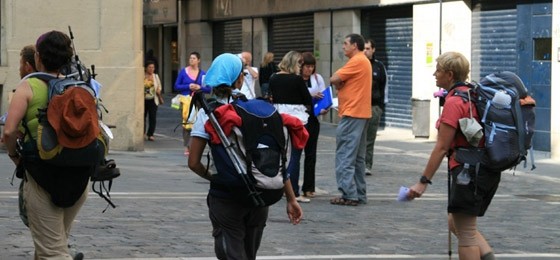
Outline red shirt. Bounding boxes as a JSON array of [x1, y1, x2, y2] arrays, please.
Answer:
[[436, 85, 484, 169]]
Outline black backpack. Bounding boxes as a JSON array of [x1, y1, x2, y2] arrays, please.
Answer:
[[204, 97, 288, 207], [17, 28, 120, 209], [454, 72, 536, 172], [21, 72, 106, 166]]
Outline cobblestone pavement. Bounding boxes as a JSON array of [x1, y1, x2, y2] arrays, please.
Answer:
[[1, 96, 559, 259]]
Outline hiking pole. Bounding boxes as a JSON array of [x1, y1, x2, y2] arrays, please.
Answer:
[[91, 64, 97, 80], [448, 168, 452, 259], [193, 92, 265, 207], [68, 26, 84, 82]]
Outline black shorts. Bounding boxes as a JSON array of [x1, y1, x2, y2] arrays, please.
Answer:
[[448, 165, 501, 217]]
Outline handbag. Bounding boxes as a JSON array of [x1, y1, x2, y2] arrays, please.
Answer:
[[157, 93, 164, 105], [181, 95, 197, 130]]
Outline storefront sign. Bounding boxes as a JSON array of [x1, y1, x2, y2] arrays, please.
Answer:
[[143, 0, 177, 25]]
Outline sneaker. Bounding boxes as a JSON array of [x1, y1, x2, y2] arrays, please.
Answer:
[[296, 196, 310, 203], [365, 169, 372, 176], [303, 191, 315, 198]]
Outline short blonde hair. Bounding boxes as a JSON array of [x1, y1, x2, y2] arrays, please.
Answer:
[[278, 51, 302, 75], [436, 52, 470, 82]]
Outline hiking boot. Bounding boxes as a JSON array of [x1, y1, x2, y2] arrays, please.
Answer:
[[91, 159, 121, 181], [68, 244, 84, 260], [73, 252, 84, 260]]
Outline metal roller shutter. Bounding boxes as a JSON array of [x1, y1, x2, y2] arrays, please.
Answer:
[[471, 1, 517, 81], [269, 15, 314, 63], [472, 0, 552, 151], [212, 20, 242, 58], [362, 6, 413, 129]]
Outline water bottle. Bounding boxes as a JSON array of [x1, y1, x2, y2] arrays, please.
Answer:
[[492, 91, 511, 109], [457, 163, 471, 185]]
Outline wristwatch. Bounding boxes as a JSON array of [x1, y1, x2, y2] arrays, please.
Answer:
[[420, 176, 432, 185]]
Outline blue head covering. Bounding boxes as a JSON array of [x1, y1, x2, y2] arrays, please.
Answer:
[[204, 53, 243, 88]]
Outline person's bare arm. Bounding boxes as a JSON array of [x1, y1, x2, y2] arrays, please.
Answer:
[[330, 73, 344, 90], [188, 136, 213, 180], [283, 179, 302, 225], [246, 65, 258, 79], [3, 80, 32, 165], [408, 122, 455, 199]]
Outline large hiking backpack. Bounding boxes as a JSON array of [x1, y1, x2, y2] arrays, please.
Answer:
[[455, 71, 536, 172], [19, 71, 120, 209], [205, 98, 288, 207], [21, 72, 106, 167]]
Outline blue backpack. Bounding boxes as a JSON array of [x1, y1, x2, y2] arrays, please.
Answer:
[[455, 71, 536, 172], [206, 98, 288, 207]]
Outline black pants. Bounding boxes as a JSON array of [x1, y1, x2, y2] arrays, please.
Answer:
[[302, 115, 320, 193], [144, 99, 158, 137], [208, 194, 268, 260]]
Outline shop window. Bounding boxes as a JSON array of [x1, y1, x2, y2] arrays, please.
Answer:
[[534, 38, 551, 61]]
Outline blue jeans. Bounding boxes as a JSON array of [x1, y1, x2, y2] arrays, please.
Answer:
[[260, 83, 270, 97], [287, 148, 303, 197], [335, 116, 368, 202]]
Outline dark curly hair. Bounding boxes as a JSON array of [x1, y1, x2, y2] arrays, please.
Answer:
[[20, 45, 37, 71], [35, 30, 73, 72]]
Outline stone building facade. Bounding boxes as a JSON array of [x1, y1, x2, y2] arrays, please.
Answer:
[[1, 0, 560, 158]]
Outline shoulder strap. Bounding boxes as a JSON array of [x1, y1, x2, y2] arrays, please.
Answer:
[[195, 69, 201, 84], [21, 74, 55, 142], [23, 72, 57, 82], [186, 94, 197, 121]]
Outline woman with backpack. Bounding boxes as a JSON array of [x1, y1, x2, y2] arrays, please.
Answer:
[[407, 52, 499, 260], [3, 30, 91, 260], [188, 53, 302, 260]]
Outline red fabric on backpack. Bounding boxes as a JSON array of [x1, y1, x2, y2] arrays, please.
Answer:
[[280, 114, 309, 150], [204, 104, 241, 145], [204, 105, 309, 149]]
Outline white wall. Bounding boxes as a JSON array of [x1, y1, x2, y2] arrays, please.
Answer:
[[412, 1, 472, 140]]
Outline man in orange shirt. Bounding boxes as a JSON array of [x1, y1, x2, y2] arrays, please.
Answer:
[[329, 33, 372, 206]]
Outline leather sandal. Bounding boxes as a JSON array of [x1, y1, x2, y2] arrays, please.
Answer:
[[330, 197, 358, 206]]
